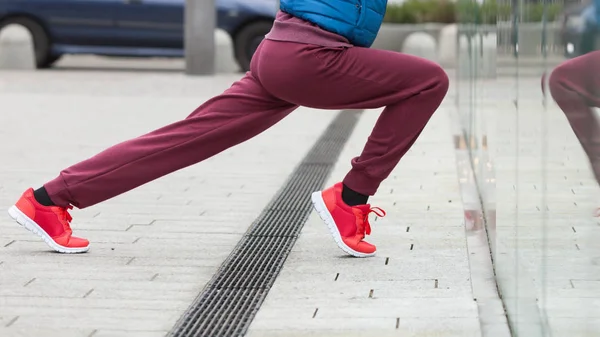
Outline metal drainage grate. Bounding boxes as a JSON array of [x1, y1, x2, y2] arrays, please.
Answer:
[[169, 110, 363, 337]]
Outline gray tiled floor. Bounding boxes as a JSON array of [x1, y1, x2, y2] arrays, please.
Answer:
[[5, 62, 578, 337], [0, 69, 335, 336], [247, 106, 483, 336], [0, 66, 485, 336]]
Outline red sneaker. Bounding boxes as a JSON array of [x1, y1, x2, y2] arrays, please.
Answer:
[[7, 188, 89, 253], [311, 182, 385, 257]]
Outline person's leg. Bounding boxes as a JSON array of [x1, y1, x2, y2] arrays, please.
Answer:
[[43, 73, 297, 209], [9, 41, 298, 253], [256, 41, 449, 256], [258, 43, 449, 197], [548, 50, 600, 184]]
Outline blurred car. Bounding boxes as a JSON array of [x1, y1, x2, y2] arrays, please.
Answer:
[[0, 0, 277, 71], [559, 1, 600, 58]]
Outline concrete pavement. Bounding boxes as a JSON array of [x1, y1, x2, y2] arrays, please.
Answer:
[[247, 105, 483, 337], [1, 63, 490, 337], [0, 69, 333, 336]]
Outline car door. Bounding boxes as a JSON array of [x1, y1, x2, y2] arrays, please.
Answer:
[[113, 0, 184, 50], [23, 0, 123, 46]]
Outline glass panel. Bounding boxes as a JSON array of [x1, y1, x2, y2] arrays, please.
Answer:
[[537, 0, 600, 335], [457, 0, 600, 334]]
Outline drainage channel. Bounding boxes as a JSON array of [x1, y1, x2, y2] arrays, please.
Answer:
[[169, 109, 363, 337]]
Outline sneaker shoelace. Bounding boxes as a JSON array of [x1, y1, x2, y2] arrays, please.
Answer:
[[57, 205, 74, 233], [356, 206, 386, 236]]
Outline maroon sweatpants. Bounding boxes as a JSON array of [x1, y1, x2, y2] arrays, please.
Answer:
[[548, 51, 600, 184], [45, 40, 449, 209]]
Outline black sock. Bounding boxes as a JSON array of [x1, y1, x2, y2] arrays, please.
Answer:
[[341, 184, 369, 206], [33, 187, 55, 206]]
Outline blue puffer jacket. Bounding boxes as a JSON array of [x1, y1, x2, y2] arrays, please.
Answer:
[[279, 0, 388, 48]]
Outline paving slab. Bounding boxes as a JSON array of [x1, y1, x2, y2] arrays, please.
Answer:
[[247, 104, 483, 336], [1, 61, 495, 336], [0, 68, 334, 336]]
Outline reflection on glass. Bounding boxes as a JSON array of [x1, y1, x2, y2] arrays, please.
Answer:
[[457, 0, 600, 335]]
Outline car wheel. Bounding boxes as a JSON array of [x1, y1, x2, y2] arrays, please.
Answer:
[[233, 21, 273, 72], [0, 17, 52, 68], [43, 54, 62, 68]]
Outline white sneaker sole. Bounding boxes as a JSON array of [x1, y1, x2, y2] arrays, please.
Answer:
[[311, 191, 375, 258], [8, 205, 89, 254]]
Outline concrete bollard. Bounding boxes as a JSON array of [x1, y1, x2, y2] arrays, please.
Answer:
[[438, 24, 457, 68], [214, 29, 240, 73], [401, 32, 438, 62], [0, 24, 36, 70]]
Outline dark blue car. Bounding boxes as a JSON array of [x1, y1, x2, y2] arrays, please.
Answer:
[[0, 0, 277, 71]]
